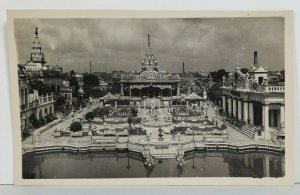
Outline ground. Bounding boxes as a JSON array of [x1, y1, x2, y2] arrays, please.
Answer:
[[22, 100, 256, 149]]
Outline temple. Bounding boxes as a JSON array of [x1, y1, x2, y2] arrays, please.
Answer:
[[118, 34, 181, 106]]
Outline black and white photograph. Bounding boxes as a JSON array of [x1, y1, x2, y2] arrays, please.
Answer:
[[7, 10, 293, 185]]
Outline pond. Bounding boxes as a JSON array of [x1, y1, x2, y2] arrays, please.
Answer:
[[23, 151, 284, 179]]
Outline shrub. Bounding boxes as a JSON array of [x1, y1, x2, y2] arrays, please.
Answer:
[[85, 111, 95, 121], [39, 117, 46, 126], [29, 114, 40, 128], [221, 123, 227, 130], [70, 121, 82, 132]]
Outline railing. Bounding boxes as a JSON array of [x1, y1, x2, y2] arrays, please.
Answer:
[[249, 84, 285, 93]]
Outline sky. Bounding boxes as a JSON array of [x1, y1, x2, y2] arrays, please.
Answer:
[[14, 17, 284, 73]]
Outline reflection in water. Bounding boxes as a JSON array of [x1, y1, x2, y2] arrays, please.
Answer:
[[23, 151, 284, 179]]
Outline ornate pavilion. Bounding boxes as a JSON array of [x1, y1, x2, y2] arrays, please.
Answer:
[[119, 35, 181, 107], [99, 35, 207, 109]]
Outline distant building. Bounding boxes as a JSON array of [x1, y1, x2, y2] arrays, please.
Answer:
[[60, 80, 73, 105]]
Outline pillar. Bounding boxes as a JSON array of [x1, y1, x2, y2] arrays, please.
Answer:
[[277, 110, 281, 128], [115, 100, 117, 109], [120, 84, 124, 96], [280, 103, 285, 128], [263, 155, 270, 177], [237, 100, 242, 120], [232, 98, 236, 117], [243, 101, 248, 123], [270, 110, 274, 127], [249, 102, 254, 125], [177, 84, 180, 95], [262, 103, 270, 140], [222, 96, 226, 112], [228, 97, 232, 116], [186, 100, 189, 109], [129, 88, 132, 97]]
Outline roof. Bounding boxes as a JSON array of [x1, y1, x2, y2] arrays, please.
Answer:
[[99, 93, 117, 100], [185, 92, 203, 100]]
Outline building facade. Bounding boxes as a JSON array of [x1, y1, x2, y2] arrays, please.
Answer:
[[220, 51, 285, 140]]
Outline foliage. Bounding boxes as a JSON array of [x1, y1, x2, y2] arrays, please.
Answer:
[[28, 80, 52, 95], [45, 113, 55, 123], [68, 70, 79, 97], [170, 127, 187, 135], [240, 68, 249, 74], [93, 107, 110, 122], [132, 117, 142, 124], [83, 74, 100, 98], [127, 117, 133, 128], [221, 123, 227, 130], [209, 69, 228, 82], [130, 107, 138, 117], [70, 121, 82, 132], [39, 117, 46, 126], [54, 95, 66, 112], [29, 114, 40, 128], [128, 127, 146, 135], [85, 111, 95, 121]]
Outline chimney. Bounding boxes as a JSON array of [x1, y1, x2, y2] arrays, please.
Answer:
[[90, 60, 92, 74], [182, 62, 185, 73], [254, 51, 258, 67]]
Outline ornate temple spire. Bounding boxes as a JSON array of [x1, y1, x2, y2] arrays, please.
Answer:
[[147, 34, 150, 48], [30, 27, 46, 65], [141, 34, 158, 71]]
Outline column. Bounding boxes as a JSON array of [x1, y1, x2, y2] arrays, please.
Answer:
[[277, 110, 281, 128], [280, 103, 285, 128], [129, 88, 132, 97], [228, 97, 232, 116], [249, 102, 254, 125], [115, 100, 117, 109], [270, 110, 274, 127], [232, 98, 236, 117], [120, 84, 124, 96], [237, 100, 242, 120], [263, 155, 270, 177], [177, 84, 180, 95], [222, 96, 226, 112], [186, 100, 189, 109], [262, 103, 270, 139], [243, 101, 248, 123]]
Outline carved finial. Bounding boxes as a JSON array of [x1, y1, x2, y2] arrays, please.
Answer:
[[35, 27, 39, 38], [147, 34, 150, 47]]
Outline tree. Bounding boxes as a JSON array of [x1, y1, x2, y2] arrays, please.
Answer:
[[240, 68, 249, 74], [69, 70, 79, 97], [70, 121, 82, 132], [54, 95, 66, 113], [127, 117, 133, 129], [130, 107, 138, 117], [209, 69, 228, 82], [83, 74, 100, 98], [29, 114, 40, 128]]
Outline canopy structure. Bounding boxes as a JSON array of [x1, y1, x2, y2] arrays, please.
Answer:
[[99, 92, 118, 101], [185, 92, 203, 100]]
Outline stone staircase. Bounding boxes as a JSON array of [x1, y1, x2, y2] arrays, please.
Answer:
[[240, 125, 257, 139], [215, 115, 257, 139]]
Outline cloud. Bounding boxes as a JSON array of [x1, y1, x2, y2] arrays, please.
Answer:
[[14, 17, 284, 73]]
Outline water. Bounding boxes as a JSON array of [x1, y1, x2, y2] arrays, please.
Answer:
[[23, 151, 284, 179]]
